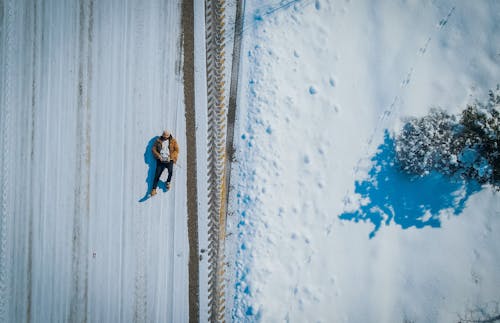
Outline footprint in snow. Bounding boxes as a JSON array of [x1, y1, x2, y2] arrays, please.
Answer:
[[315, 0, 321, 10]]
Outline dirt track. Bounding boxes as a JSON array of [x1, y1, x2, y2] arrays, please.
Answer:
[[181, 0, 199, 322]]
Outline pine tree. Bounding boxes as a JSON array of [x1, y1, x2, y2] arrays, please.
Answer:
[[395, 109, 460, 176], [395, 86, 500, 190], [457, 87, 499, 187]]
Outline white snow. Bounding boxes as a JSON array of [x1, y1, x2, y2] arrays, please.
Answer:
[[2, 0, 499, 321], [194, 0, 210, 320], [227, 0, 500, 322], [0, 1, 189, 322]]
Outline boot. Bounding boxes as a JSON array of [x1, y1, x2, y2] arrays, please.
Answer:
[[150, 188, 157, 196], [166, 182, 171, 190]]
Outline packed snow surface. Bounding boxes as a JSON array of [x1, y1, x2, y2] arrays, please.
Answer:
[[227, 0, 500, 322], [0, 1, 188, 322]]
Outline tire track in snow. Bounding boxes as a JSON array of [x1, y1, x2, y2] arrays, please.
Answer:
[[70, 0, 93, 321], [133, 1, 148, 321], [170, 118, 178, 323], [1, 1, 188, 321], [162, 69, 177, 321], [205, 0, 229, 320], [169, 4, 188, 318], [118, 1, 130, 321], [26, 1, 39, 321], [0, 1, 14, 321], [181, 0, 199, 320]]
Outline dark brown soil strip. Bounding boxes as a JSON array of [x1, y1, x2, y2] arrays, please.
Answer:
[[181, 0, 199, 322], [224, 0, 245, 209]]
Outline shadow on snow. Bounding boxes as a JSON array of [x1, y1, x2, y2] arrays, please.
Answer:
[[340, 131, 481, 238], [138, 136, 166, 203]]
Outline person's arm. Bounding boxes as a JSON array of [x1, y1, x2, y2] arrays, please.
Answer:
[[171, 138, 179, 163], [152, 140, 161, 160]]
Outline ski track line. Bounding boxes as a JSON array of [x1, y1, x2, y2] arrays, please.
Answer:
[[353, 5, 456, 177], [0, 0, 14, 321]]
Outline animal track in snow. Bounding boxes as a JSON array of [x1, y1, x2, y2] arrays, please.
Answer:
[[315, 0, 321, 11]]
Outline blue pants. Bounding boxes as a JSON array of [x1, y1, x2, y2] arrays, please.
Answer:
[[152, 160, 173, 189]]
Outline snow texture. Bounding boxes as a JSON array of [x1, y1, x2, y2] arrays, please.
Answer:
[[226, 0, 500, 322], [0, 1, 188, 322], [194, 0, 210, 321]]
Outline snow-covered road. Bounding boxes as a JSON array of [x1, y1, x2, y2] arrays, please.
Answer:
[[0, 0, 189, 322]]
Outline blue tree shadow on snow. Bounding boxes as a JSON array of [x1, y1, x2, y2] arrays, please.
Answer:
[[340, 131, 482, 238], [138, 136, 166, 203]]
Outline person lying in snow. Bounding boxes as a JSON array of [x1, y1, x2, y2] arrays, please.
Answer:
[[150, 130, 179, 196]]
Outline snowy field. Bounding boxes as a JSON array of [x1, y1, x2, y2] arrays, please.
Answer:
[[227, 0, 500, 322], [0, 1, 188, 322]]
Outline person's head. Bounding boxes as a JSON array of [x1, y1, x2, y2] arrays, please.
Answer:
[[161, 130, 171, 140]]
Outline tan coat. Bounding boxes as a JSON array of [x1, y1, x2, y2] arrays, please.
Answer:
[[152, 136, 179, 163]]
